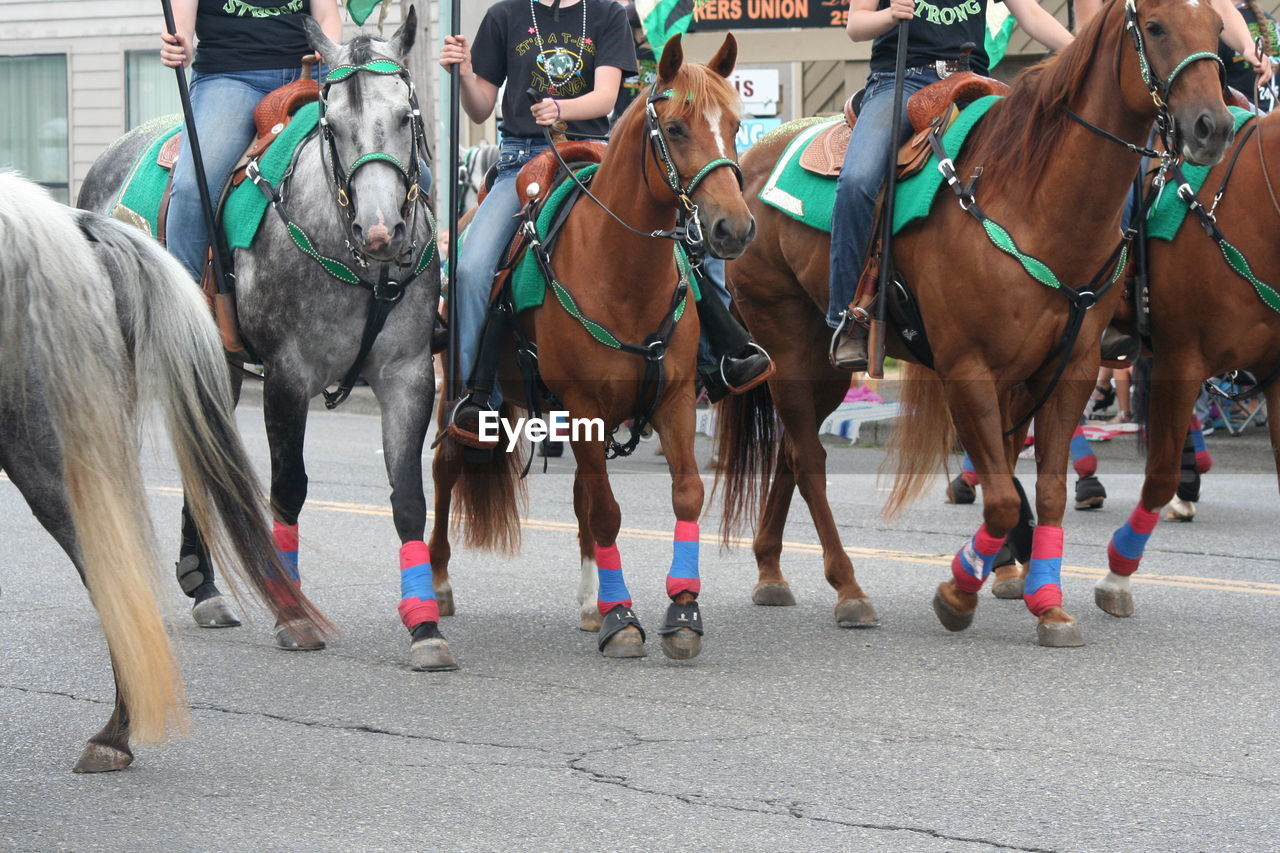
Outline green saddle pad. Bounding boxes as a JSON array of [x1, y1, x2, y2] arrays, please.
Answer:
[[508, 163, 701, 314], [1146, 107, 1255, 242], [759, 95, 1003, 236], [110, 102, 321, 250]]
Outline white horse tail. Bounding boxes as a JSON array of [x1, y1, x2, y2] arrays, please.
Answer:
[[0, 172, 184, 742], [73, 207, 332, 640]]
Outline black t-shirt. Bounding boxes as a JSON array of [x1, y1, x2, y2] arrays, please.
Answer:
[[472, 0, 638, 139], [193, 0, 313, 73], [1219, 1, 1280, 113], [870, 0, 995, 76]]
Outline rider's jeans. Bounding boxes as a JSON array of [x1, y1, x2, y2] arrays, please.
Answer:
[[168, 68, 306, 281], [455, 135, 548, 407], [827, 67, 941, 328]]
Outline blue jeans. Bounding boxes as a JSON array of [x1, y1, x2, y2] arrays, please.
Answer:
[[456, 136, 548, 406], [828, 68, 941, 328], [168, 68, 308, 280]]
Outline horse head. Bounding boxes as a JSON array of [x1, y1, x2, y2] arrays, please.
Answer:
[[304, 7, 423, 262], [648, 34, 756, 259], [1123, 0, 1233, 164]]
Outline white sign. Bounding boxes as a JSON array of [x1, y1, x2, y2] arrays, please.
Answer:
[[729, 69, 780, 117], [736, 118, 781, 152]]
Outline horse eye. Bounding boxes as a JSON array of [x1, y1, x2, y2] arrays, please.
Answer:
[[666, 122, 685, 138], [1145, 20, 1165, 37], [400, 112, 412, 128]]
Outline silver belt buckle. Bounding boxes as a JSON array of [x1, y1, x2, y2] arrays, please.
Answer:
[[935, 60, 953, 79]]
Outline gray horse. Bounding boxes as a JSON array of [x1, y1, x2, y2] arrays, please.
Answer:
[[0, 171, 326, 771], [78, 11, 451, 670]]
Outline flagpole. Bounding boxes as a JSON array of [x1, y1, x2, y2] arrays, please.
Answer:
[[160, 0, 233, 303], [446, 0, 462, 402]]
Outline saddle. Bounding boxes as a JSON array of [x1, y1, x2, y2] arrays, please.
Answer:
[[487, 142, 607, 300], [798, 72, 1010, 178]]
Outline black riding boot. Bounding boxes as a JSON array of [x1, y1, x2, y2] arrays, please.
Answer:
[[447, 301, 510, 450], [695, 286, 774, 403]]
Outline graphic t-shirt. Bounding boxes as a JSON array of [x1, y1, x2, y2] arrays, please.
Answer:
[[1219, 1, 1280, 113], [193, 0, 314, 73], [471, 0, 638, 139], [870, 0, 997, 76], [615, 40, 658, 119]]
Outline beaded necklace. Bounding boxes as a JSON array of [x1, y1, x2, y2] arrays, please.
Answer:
[[529, 0, 588, 94]]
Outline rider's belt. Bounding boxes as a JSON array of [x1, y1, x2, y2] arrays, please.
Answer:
[[912, 59, 968, 79]]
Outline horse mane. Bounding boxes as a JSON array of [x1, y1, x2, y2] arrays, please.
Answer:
[[964, 0, 1128, 194], [663, 61, 744, 122], [345, 35, 389, 64]]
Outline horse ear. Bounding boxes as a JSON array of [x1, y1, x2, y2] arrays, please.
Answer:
[[302, 15, 342, 66], [657, 34, 685, 84], [707, 33, 737, 78], [386, 5, 418, 60]]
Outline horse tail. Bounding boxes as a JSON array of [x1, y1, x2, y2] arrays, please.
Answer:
[[883, 362, 955, 519], [452, 405, 527, 554], [0, 173, 183, 742], [74, 211, 333, 638], [713, 383, 778, 545]]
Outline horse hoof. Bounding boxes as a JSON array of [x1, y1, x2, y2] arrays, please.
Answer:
[[834, 597, 879, 628], [752, 582, 796, 607], [1036, 618, 1085, 647], [1094, 573, 1134, 617], [1164, 495, 1196, 522], [660, 628, 702, 660], [192, 595, 241, 628], [410, 637, 459, 671], [578, 603, 604, 632], [1075, 476, 1107, 510], [601, 625, 646, 658], [932, 583, 977, 632], [73, 742, 133, 773], [274, 620, 325, 651], [990, 565, 1026, 599], [435, 580, 455, 617], [945, 475, 976, 505]]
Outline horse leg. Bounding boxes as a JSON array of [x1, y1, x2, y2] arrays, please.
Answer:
[[428, 442, 460, 618], [991, 423, 1033, 599], [262, 378, 323, 650], [179, 367, 243, 628], [773, 379, 877, 626], [1025, 383, 1093, 647], [572, 469, 604, 632], [1097, 371, 1203, 617], [752, 446, 798, 606], [0, 434, 135, 770], [933, 377, 1022, 632], [1266, 383, 1280, 494], [371, 371, 457, 672], [570, 437, 645, 658], [652, 392, 706, 660]]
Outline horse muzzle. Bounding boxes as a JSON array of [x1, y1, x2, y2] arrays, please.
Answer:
[[704, 213, 756, 260], [353, 219, 407, 261], [1175, 104, 1234, 167]]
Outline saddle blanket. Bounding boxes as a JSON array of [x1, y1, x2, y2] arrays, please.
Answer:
[[508, 163, 702, 314], [1145, 107, 1255, 241], [110, 102, 321, 251], [758, 95, 1002, 236]]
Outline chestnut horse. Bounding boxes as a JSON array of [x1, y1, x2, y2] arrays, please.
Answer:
[[1095, 109, 1280, 617], [427, 35, 752, 664], [716, 0, 1232, 645]]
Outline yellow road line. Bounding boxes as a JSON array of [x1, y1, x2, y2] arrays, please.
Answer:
[[142, 485, 1280, 597]]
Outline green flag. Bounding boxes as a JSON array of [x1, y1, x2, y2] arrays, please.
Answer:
[[985, 2, 1017, 70], [347, 0, 387, 26], [634, 0, 696, 59]]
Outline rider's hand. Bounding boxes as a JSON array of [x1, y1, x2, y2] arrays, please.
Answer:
[[531, 98, 561, 127], [888, 0, 915, 22], [439, 34, 473, 75], [160, 32, 191, 68], [1252, 51, 1275, 87]]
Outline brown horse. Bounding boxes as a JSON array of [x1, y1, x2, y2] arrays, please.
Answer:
[[1095, 109, 1280, 617], [427, 35, 752, 662], [717, 0, 1233, 645]]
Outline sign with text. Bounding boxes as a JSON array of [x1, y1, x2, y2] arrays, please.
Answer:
[[729, 69, 780, 116], [736, 118, 782, 151], [694, 0, 849, 30]]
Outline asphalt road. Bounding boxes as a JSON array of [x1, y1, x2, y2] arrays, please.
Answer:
[[2, 400, 1278, 852]]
